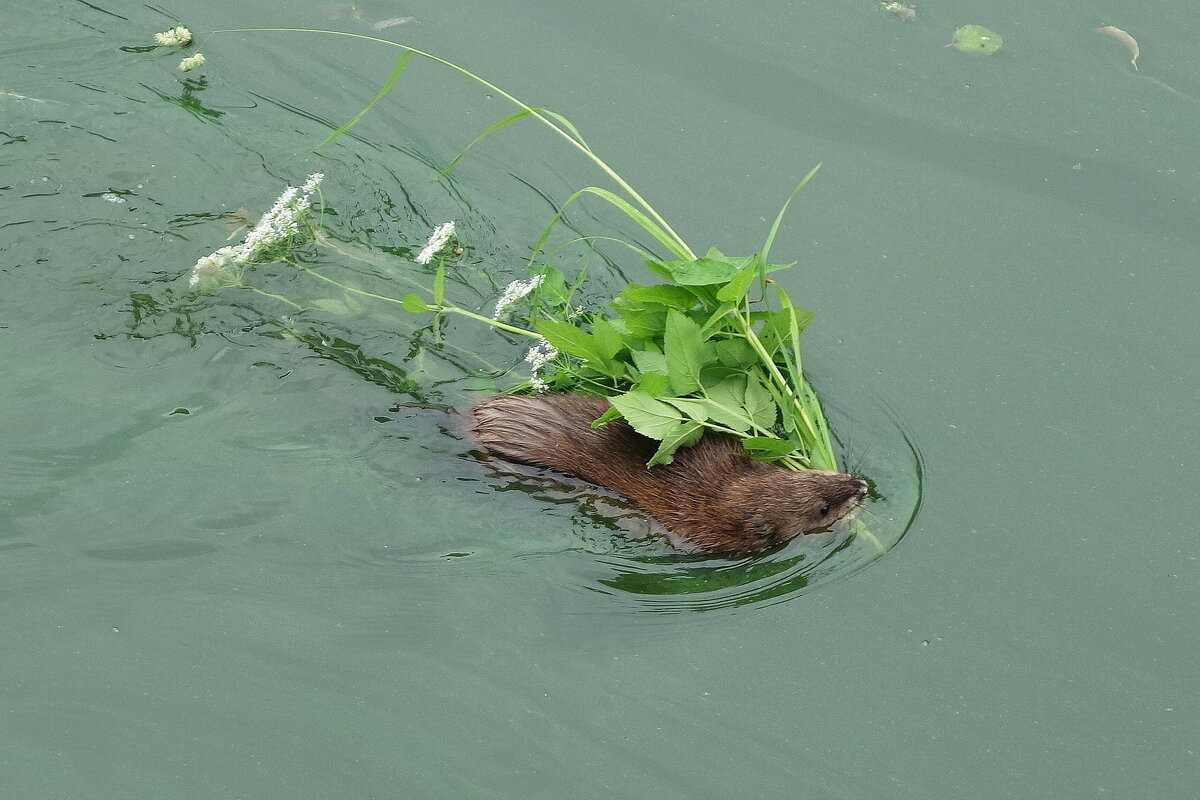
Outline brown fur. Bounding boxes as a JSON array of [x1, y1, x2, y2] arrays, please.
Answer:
[[471, 394, 867, 553]]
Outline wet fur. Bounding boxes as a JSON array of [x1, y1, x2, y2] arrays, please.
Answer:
[[471, 394, 867, 553]]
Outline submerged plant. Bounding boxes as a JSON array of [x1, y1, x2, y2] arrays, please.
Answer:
[[178, 29, 845, 473]]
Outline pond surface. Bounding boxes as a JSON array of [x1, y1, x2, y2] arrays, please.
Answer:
[[3, 1, 1197, 797]]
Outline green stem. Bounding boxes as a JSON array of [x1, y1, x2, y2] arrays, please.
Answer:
[[297, 263, 542, 339], [735, 317, 831, 468], [209, 28, 697, 260], [236, 283, 305, 311], [433, 305, 541, 339]]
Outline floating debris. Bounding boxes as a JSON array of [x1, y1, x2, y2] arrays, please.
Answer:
[[373, 16, 414, 31], [880, 1, 916, 22], [0, 90, 46, 102], [1097, 25, 1140, 70], [948, 24, 1003, 55]]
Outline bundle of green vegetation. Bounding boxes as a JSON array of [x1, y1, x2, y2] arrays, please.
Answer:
[[402, 184, 837, 473], [181, 29, 842, 476]]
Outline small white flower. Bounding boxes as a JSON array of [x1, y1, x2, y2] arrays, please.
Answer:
[[178, 53, 206, 72], [235, 173, 324, 263], [524, 340, 558, 393], [301, 172, 324, 194], [188, 172, 324, 289], [154, 26, 193, 47], [415, 221, 456, 265], [492, 274, 545, 320], [189, 245, 243, 288]]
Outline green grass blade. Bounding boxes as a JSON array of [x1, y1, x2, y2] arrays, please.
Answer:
[[210, 28, 697, 260], [760, 163, 820, 265], [526, 186, 691, 271], [575, 187, 693, 261], [442, 108, 545, 174], [317, 50, 412, 148]]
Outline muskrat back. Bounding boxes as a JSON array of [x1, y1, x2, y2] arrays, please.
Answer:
[[471, 394, 866, 553]]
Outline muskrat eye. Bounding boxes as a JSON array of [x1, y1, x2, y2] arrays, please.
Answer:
[[819, 504, 831, 516]]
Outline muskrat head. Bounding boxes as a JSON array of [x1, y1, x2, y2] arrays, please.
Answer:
[[734, 470, 868, 549]]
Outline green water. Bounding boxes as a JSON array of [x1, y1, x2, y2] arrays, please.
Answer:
[[3, 1, 1197, 797]]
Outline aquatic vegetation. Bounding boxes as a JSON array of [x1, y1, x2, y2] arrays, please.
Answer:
[[174, 28, 845, 473], [948, 25, 1003, 55]]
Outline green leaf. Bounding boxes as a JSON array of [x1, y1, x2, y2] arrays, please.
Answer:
[[621, 283, 697, 309], [762, 261, 797, 274], [442, 108, 545, 174], [630, 349, 668, 376], [573, 187, 692, 260], [774, 285, 805, 375], [635, 371, 672, 396], [665, 395, 753, 433], [402, 293, 430, 313], [761, 164, 820, 265], [319, 51, 412, 148], [714, 339, 758, 368], [702, 377, 758, 432], [608, 392, 689, 441], [611, 296, 667, 340], [663, 309, 713, 394], [697, 301, 738, 337], [535, 319, 620, 374], [647, 421, 705, 467], [591, 316, 625, 362], [715, 257, 761, 303], [660, 397, 710, 423], [950, 24, 1003, 55], [741, 437, 800, 455], [590, 405, 622, 428], [654, 256, 742, 286], [743, 375, 778, 430]]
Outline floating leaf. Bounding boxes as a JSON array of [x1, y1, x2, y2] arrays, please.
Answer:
[[950, 25, 1003, 55]]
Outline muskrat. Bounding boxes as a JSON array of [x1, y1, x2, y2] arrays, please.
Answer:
[[471, 393, 868, 553]]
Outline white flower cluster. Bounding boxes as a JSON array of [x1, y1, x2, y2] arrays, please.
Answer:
[[237, 172, 323, 263], [188, 246, 241, 288], [178, 53, 206, 72], [524, 340, 559, 393], [415, 221, 456, 265], [492, 274, 545, 320], [154, 26, 193, 46], [188, 172, 324, 289]]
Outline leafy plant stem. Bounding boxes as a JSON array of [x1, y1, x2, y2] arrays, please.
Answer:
[[209, 28, 697, 261]]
